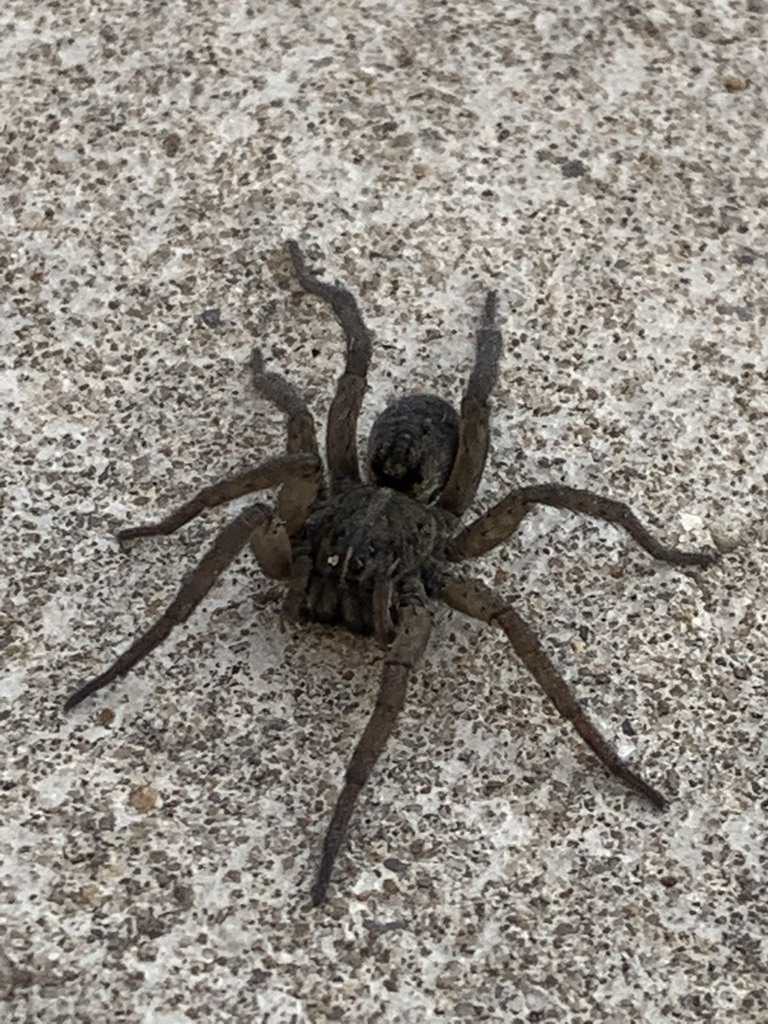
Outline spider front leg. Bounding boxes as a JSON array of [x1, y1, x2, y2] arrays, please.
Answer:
[[452, 483, 717, 567], [287, 240, 373, 488], [65, 500, 277, 710], [65, 454, 321, 709], [440, 578, 667, 808], [311, 586, 432, 906]]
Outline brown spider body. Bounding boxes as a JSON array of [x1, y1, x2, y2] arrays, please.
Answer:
[[366, 394, 460, 502], [65, 240, 716, 906], [295, 482, 455, 638]]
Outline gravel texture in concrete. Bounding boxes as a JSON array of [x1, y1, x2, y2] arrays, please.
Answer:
[[3, 1, 767, 1021]]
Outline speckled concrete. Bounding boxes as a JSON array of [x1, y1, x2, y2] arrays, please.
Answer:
[[3, 1, 767, 1021]]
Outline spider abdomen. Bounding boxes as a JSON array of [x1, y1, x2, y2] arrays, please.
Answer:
[[296, 484, 455, 635], [367, 395, 460, 503]]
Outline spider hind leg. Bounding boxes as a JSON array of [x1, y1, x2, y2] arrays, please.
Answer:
[[250, 348, 319, 459], [288, 240, 373, 489], [440, 289, 503, 515]]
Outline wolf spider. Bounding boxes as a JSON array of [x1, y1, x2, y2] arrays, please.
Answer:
[[66, 240, 717, 905]]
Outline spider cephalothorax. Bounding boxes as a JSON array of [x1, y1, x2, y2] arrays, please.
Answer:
[[295, 483, 454, 639], [66, 240, 717, 905]]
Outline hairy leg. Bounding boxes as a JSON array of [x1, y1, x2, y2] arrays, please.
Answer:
[[65, 501, 274, 710], [248, 510, 294, 581], [440, 578, 667, 808], [311, 589, 432, 905], [118, 452, 321, 541], [440, 290, 503, 516], [250, 349, 327, 509], [451, 482, 717, 566], [287, 240, 373, 488], [250, 348, 319, 457], [372, 577, 396, 647]]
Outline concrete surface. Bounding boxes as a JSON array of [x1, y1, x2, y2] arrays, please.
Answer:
[[2, 1, 767, 1021]]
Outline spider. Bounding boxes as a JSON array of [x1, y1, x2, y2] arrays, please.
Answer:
[[66, 240, 717, 905]]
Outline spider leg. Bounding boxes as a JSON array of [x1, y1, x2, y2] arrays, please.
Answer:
[[440, 290, 503, 515], [250, 348, 327, 508], [118, 452, 321, 542], [451, 483, 717, 567], [311, 587, 432, 905], [250, 349, 320, 458], [287, 240, 373, 488], [65, 501, 274, 710], [372, 577, 396, 646], [440, 578, 667, 808], [248, 510, 294, 581]]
